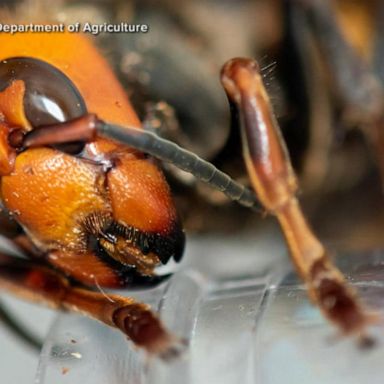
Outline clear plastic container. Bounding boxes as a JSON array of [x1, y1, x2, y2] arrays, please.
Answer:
[[35, 232, 384, 384]]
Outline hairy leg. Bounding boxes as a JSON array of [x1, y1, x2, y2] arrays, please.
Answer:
[[0, 252, 182, 358], [221, 57, 373, 342]]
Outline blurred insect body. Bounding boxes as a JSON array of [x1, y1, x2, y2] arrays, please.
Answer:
[[269, 0, 384, 250]]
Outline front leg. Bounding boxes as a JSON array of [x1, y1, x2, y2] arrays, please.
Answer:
[[221, 58, 373, 342], [0, 252, 181, 358]]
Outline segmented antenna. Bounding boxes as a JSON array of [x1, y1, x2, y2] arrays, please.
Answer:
[[17, 113, 261, 210], [98, 122, 261, 211]]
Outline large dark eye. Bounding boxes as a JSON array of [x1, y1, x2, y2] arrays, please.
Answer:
[[0, 57, 87, 127], [0, 57, 88, 154]]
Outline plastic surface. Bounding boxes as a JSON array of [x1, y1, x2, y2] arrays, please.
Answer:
[[35, 234, 384, 384]]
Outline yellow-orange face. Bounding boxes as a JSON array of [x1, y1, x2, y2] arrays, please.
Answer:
[[0, 32, 184, 288]]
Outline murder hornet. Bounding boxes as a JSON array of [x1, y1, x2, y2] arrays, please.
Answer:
[[0, 31, 374, 356]]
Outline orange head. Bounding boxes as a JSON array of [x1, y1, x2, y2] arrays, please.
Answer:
[[0, 32, 185, 287]]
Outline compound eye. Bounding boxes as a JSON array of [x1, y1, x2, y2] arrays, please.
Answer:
[[0, 57, 87, 127], [0, 57, 88, 154]]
